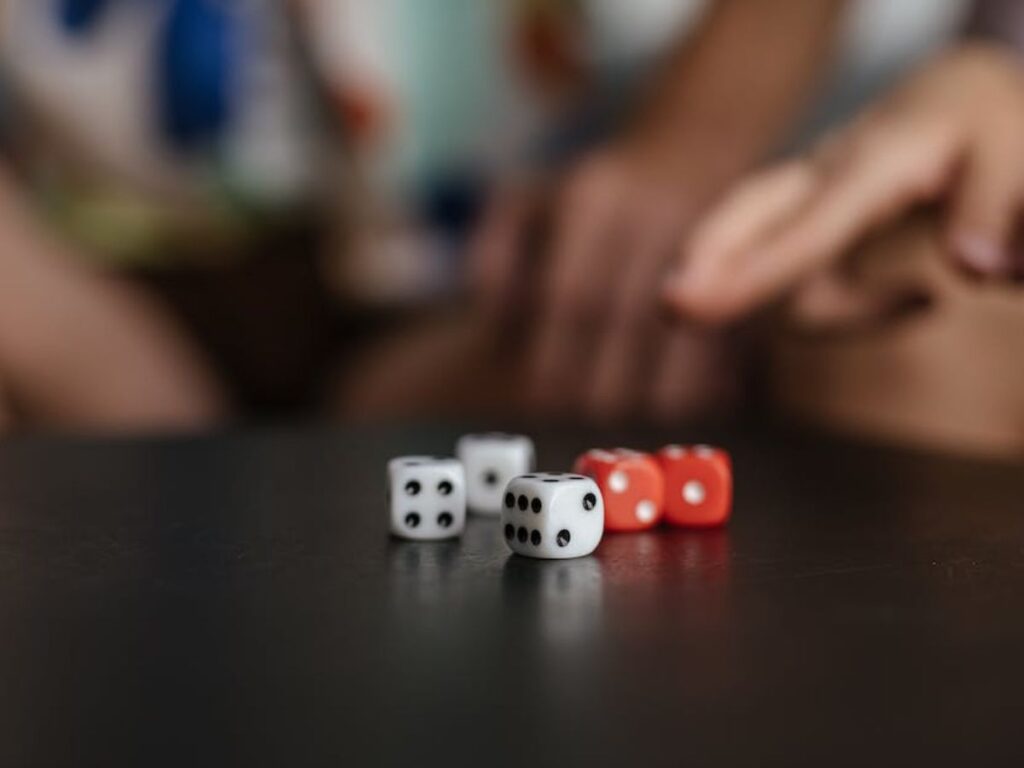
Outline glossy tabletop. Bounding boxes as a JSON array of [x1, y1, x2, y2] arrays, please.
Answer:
[[0, 424, 1021, 767]]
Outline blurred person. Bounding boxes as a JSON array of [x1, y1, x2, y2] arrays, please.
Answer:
[[663, 4, 1024, 455], [468, 0, 848, 423], [339, 0, 969, 422], [0, 0, 968, 432], [0, 0, 329, 429]]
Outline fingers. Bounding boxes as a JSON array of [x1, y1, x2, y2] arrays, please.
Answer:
[[947, 138, 1024, 279], [786, 270, 889, 330], [683, 160, 818, 269], [528, 165, 622, 411], [584, 217, 674, 420], [665, 120, 961, 324], [468, 186, 540, 320], [720, 133, 940, 313], [646, 326, 734, 423], [785, 269, 930, 334], [661, 160, 818, 323]]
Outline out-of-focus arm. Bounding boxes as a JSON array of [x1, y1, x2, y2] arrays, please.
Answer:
[[626, 0, 851, 200]]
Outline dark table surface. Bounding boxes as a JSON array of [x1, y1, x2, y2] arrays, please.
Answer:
[[0, 422, 1022, 767]]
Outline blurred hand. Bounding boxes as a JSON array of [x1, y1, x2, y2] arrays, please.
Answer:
[[664, 44, 1024, 329], [471, 139, 733, 422]]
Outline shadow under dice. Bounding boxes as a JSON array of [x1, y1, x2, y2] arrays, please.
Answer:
[[500, 473, 604, 559], [388, 456, 466, 540], [656, 445, 732, 528], [456, 433, 535, 515], [574, 448, 665, 532]]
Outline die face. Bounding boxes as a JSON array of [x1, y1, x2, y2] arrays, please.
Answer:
[[500, 473, 603, 559], [574, 449, 664, 532], [456, 434, 535, 515], [388, 457, 466, 540], [657, 445, 732, 528]]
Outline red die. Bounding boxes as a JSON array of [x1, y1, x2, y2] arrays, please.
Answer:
[[656, 445, 732, 528], [573, 448, 664, 532]]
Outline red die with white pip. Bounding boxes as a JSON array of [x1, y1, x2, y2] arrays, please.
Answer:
[[573, 448, 664, 532], [656, 445, 732, 528]]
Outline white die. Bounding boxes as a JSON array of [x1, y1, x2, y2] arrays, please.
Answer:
[[500, 473, 604, 559], [455, 433, 535, 515], [387, 456, 466, 540]]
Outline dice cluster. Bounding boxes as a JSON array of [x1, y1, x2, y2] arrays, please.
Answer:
[[576, 445, 732, 531], [388, 434, 732, 560]]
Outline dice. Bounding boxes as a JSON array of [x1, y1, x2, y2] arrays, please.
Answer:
[[387, 456, 466, 540], [573, 448, 664, 532], [501, 473, 604, 559], [656, 444, 732, 528], [456, 432, 535, 515]]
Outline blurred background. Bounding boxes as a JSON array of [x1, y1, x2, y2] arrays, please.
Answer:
[[5, 0, 1021, 457]]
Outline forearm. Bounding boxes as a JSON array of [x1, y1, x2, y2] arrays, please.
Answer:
[[629, 0, 849, 191], [0, 167, 225, 429]]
